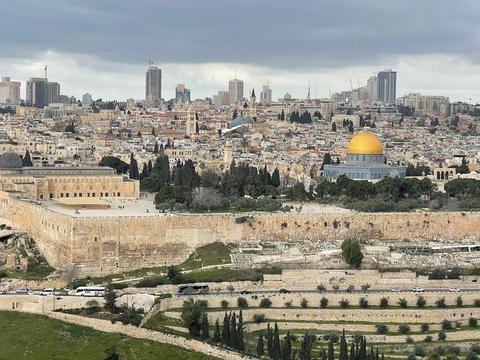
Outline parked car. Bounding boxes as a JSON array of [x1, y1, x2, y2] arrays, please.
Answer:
[[390, 288, 402, 292], [411, 287, 424, 292], [279, 288, 291, 294], [15, 288, 32, 295], [41, 288, 54, 296], [54, 290, 68, 296], [449, 288, 461, 293], [0, 290, 6, 295], [239, 290, 252, 294]]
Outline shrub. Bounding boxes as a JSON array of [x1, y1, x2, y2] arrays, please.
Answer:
[[424, 335, 432, 343], [253, 314, 266, 324], [379, 297, 389, 308], [474, 299, 480, 307], [407, 353, 416, 360], [320, 297, 328, 309], [332, 284, 340, 291], [399, 324, 411, 334], [420, 323, 429, 332], [375, 324, 388, 334], [456, 296, 463, 307], [339, 299, 349, 309], [406, 337, 414, 344], [317, 284, 326, 292], [285, 300, 293, 308], [346, 285, 355, 292], [435, 297, 446, 308], [259, 298, 272, 308], [221, 300, 229, 309], [471, 344, 480, 354], [237, 297, 248, 308], [117, 307, 143, 327], [108, 283, 129, 290], [398, 298, 408, 308], [466, 351, 479, 360], [468, 317, 478, 327], [438, 331, 447, 341], [416, 296, 426, 308], [361, 284, 371, 292], [135, 277, 167, 288], [441, 319, 452, 331], [414, 346, 426, 357], [300, 298, 308, 308], [341, 238, 364, 269], [359, 297, 369, 308]]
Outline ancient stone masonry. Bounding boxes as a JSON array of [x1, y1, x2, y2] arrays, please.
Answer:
[[0, 191, 479, 278]]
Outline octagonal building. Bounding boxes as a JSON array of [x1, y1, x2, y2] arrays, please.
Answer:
[[323, 131, 406, 182]]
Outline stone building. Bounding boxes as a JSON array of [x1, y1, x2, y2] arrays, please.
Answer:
[[0, 152, 139, 200]]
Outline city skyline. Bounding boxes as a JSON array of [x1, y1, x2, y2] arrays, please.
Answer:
[[1, 0, 480, 102]]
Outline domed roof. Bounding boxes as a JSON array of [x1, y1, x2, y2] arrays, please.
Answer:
[[347, 131, 383, 155], [231, 116, 254, 128], [0, 152, 23, 168]]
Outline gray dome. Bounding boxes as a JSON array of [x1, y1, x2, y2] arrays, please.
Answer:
[[231, 116, 254, 128], [0, 152, 23, 168]]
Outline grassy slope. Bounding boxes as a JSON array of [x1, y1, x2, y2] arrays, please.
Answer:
[[0, 311, 217, 360]]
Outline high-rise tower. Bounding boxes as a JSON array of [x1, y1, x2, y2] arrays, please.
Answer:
[[145, 64, 162, 108]]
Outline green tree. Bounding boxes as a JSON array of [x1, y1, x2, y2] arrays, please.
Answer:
[[341, 238, 364, 269], [212, 319, 221, 342], [181, 299, 208, 338], [379, 297, 389, 308], [416, 296, 426, 308], [199, 313, 209, 340], [398, 298, 408, 308], [257, 333, 265, 357], [103, 289, 117, 313], [99, 156, 129, 174], [271, 168, 281, 187], [283, 331, 292, 360], [320, 297, 329, 308], [273, 322, 281, 359], [22, 150, 33, 167]]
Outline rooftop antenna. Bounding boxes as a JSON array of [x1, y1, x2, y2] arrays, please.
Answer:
[[308, 81, 311, 100], [142, 58, 154, 67], [349, 77, 353, 90], [44, 65, 47, 79], [315, 83, 318, 99]]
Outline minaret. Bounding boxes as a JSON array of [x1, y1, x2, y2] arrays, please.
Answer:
[[186, 106, 197, 138], [249, 88, 257, 118], [224, 141, 233, 164]]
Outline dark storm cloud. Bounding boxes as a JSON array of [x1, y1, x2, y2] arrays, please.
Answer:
[[1, 0, 478, 69]]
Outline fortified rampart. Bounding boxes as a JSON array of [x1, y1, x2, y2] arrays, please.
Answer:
[[0, 191, 479, 278]]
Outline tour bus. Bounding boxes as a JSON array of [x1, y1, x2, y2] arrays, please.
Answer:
[[176, 283, 209, 295], [74, 286, 106, 297]]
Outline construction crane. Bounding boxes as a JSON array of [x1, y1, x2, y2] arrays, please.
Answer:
[[349, 77, 353, 90], [142, 58, 155, 68]]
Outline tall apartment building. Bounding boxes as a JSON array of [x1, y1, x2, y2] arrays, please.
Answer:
[[260, 84, 272, 105], [175, 83, 191, 104], [228, 78, 244, 105], [82, 93, 93, 107], [376, 70, 397, 104], [145, 65, 162, 108], [366, 75, 377, 101], [213, 91, 230, 109], [26, 78, 60, 108], [0, 77, 21, 105], [398, 93, 450, 115]]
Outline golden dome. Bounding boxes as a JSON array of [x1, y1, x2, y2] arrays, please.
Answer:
[[347, 131, 383, 155]]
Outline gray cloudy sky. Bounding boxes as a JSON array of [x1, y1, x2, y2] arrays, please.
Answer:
[[2, 0, 480, 102]]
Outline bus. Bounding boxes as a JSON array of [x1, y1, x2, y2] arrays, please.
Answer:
[[176, 283, 209, 295], [74, 286, 106, 297]]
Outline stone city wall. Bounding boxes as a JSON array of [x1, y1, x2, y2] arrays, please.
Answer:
[[0, 192, 479, 278]]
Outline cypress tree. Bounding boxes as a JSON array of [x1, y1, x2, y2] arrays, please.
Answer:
[[257, 333, 265, 357], [22, 150, 33, 167], [331, 122, 337, 132], [327, 338, 334, 360], [282, 331, 292, 360], [339, 330, 348, 360], [147, 160, 153, 173], [129, 153, 139, 179], [212, 319, 220, 343], [222, 312, 230, 345], [154, 142, 159, 154], [237, 310, 244, 350], [321, 348, 327, 360], [271, 168, 280, 188], [229, 312, 237, 348], [141, 163, 148, 178], [200, 313, 209, 340], [349, 341, 356, 360], [267, 323, 273, 358], [273, 322, 281, 359]]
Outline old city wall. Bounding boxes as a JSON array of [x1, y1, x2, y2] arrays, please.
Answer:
[[0, 192, 74, 271], [0, 192, 479, 278]]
